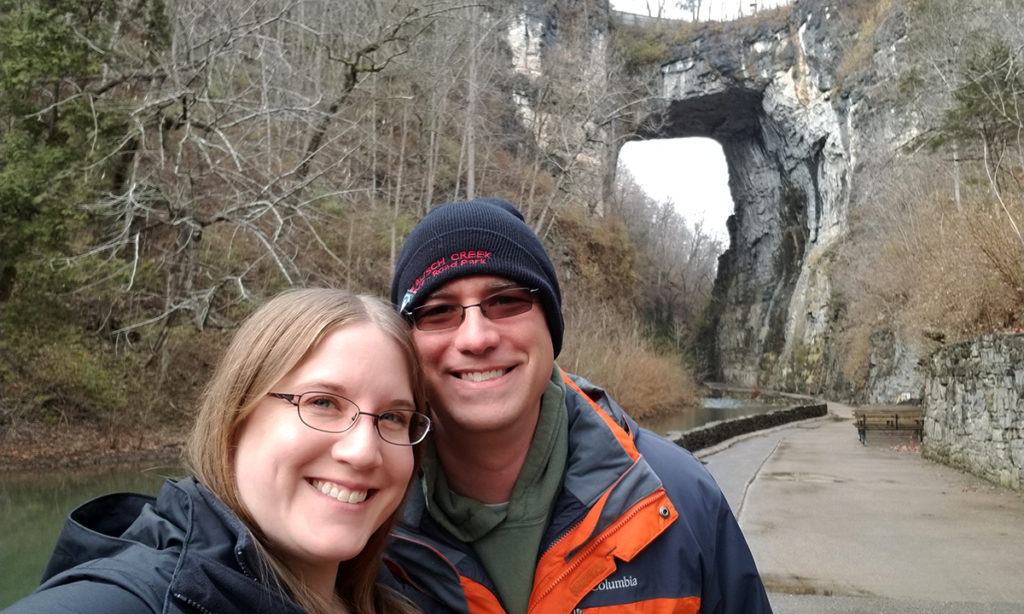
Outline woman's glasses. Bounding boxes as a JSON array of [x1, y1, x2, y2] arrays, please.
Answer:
[[268, 392, 430, 445]]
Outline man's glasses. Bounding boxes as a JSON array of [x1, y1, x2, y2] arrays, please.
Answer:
[[268, 392, 431, 446], [404, 287, 539, 331]]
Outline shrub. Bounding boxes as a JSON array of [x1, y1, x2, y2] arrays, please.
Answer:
[[835, 154, 1023, 392], [560, 290, 699, 420]]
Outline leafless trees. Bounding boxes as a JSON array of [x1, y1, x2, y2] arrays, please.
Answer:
[[5, 0, 706, 425], [65, 0, 662, 337], [900, 0, 1024, 327], [48, 2, 480, 347], [614, 170, 723, 350]]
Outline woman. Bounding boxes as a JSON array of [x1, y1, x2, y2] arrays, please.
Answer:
[[4, 289, 430, 614]]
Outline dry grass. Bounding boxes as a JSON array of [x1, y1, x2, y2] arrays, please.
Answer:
[[1, 420, 187, 471], [875, 192, 1023, 338], [559, 291, 700, 420], [835, 0, 900, 86], [836, 155, 1024, 386]]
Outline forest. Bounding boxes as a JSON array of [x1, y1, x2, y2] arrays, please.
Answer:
[[0, 0, 717, 465], [1, 0, 1022, 465]]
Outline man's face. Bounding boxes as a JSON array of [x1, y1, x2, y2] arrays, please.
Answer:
[[410, 275, 554, 438]]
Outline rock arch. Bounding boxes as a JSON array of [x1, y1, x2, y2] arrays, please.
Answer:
[[514, 1, 909, 395], [629, 9, 858, 390]]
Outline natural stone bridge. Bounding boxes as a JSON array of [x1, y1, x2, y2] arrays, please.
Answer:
[[510, 0, 1022, 491], [512, 1, 910, 397], [629, 6, 1024, 494], [644, 8, 854, 392], [613, 3, 907, 396], [607, 4, 1020, 492]]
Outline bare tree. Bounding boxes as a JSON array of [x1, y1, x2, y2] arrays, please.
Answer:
[[677, 0, 703, 21], [509, 3, 657, 234], [615, 172, 722, 348], [903, 0, 1024, 324], [44, 0, 461, 366]]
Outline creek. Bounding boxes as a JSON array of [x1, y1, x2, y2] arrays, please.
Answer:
[[0, 461, 184, 607], [637, 394, 790, 438]]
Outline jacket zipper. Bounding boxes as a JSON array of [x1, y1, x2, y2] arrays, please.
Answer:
[[532, 494, 665, 605], [173, 592, 215, 614]]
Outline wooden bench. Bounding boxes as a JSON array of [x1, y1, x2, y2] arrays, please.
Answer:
[[853, 405, 924, 445]]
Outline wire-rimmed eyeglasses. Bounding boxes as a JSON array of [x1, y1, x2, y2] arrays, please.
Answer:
[[403, 287, 539, 331], [268, 392, 430, 446]]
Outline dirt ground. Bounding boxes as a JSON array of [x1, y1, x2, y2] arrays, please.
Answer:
[[1, 421, 188, 472]]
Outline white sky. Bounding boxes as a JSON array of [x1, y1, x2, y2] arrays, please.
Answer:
[[617, 138, 732, 241], [609, 0, 792, 21]]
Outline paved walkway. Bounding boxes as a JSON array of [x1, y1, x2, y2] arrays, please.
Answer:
[[697, 402, 1024, 613]]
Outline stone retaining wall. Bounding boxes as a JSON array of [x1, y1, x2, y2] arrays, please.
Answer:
[[670, 403, 828, 452], [924, 333, 1024, 491]]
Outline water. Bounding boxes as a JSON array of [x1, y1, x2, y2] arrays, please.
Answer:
[[637, 394, 790, 437], [0, 461, 184, 608]]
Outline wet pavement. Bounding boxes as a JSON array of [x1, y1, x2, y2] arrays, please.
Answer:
[[695, 402, 1024, 614]]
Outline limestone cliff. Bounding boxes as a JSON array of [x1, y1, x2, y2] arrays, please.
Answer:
[[511, 0, 920, 401], [638, 0, 917, 399]]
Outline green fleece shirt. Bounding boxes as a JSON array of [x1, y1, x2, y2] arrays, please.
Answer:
[[420, 368, 568, 614]]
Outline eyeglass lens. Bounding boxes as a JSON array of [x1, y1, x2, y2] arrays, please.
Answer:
[[293, 392, 429, 445], [411, 287, 537, 331]]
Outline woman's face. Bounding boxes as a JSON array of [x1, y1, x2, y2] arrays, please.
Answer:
[[234, 322, 416, 589]]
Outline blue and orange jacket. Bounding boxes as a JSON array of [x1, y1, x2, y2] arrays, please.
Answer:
[[383, 370, 773, 613]]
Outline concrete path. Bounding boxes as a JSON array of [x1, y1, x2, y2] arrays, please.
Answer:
[[696, 402, 1024, 613]]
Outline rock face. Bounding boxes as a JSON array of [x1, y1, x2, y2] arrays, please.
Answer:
[[645, 1, 912, 396], [515, 1, 1022, 490], [513, 0, 918, 399]]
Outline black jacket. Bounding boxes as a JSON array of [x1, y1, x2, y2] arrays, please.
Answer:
[[3, 478, 306, 614]]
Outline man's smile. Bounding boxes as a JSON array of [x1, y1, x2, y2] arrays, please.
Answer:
[[457, 368, 511, 382]]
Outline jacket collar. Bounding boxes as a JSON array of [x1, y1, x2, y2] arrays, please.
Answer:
[[392, 366, 667, 552], [44, 477, 305, 614], [168, 479, 304, 613]]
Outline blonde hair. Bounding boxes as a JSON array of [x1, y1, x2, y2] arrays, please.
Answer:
[[186, 288, 423, 614]]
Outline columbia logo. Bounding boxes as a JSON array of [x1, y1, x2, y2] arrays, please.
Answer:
[[592, 575, 638, 592]]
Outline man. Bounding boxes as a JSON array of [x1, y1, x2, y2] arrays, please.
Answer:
[[384, 197, 772, 613]]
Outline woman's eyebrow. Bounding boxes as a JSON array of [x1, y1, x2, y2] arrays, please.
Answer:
[[289, 382, 415, 407], [287, 381, 347, 395]]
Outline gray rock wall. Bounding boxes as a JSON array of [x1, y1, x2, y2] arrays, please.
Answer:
[[924, 334, 1024, 491], [647, 1, 914, 397], [592, 2, 930, 403]]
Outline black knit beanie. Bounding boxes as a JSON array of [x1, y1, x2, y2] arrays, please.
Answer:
[[391, 198, 564, 357]]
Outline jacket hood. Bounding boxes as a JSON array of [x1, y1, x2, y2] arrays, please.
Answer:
[[37, 478, 304, 614]]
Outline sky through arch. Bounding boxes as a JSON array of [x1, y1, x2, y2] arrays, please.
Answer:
[[609, 0, 793, 22], [616, 137, 733, 242]]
